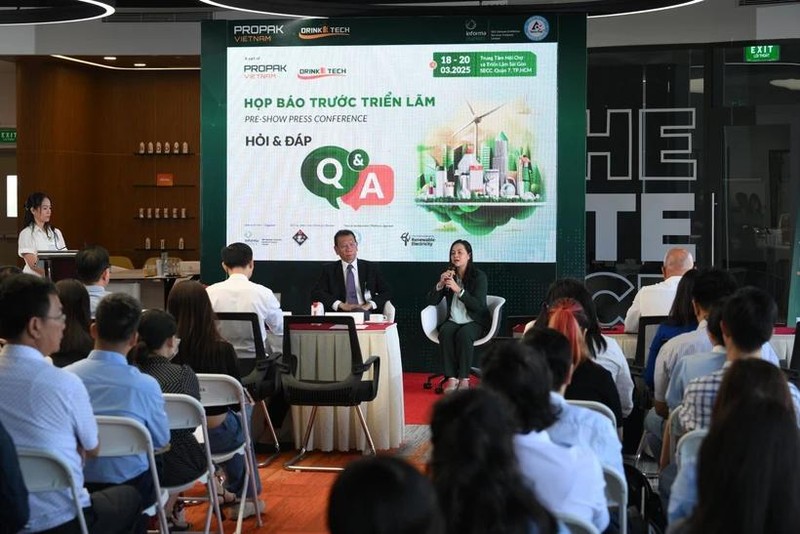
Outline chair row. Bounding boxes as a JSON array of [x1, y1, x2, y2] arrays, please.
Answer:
[[17, 374, 261, 534]]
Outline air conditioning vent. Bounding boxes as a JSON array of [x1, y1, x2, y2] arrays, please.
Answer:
[[103, 10, 215, 23], [739, 0, 799, 6]]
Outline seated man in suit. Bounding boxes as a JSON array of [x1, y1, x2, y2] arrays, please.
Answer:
[[311, 229, 392, 314]]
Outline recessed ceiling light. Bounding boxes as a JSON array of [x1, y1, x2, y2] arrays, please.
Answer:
[[134, 63, 147, 67], [103, 56, 117, 61], [0, 0, 115, 26]]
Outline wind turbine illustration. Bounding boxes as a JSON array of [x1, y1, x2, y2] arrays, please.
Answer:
[[452, 100, 506, 148]]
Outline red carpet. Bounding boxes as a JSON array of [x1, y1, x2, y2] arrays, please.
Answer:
[[403, 372, 439, 425]]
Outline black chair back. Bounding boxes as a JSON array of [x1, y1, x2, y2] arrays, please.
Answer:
[[282, 315, 363, 367], [790, 322, 800, 372], [215, 311, 269, 376], [635, 315, 668, 367]]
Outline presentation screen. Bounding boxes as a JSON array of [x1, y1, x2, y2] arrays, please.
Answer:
[[223, 15, 558, 262]]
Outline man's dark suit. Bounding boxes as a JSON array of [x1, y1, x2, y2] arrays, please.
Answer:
[[311, 259, 392, 312]]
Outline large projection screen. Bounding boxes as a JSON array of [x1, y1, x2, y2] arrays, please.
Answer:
[[207, 15, 560, 263]]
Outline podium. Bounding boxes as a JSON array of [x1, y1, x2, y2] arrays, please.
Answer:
[[38, 250, 79, 282]]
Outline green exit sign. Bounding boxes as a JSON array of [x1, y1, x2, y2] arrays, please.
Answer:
[[745, 44, 781, 62], [0, 128, 15, 144]]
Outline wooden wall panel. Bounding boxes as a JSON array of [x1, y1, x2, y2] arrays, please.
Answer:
[[16, 59, 200, 268]]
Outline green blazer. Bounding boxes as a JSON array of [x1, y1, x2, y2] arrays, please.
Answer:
[[426, 267, 491, 332]]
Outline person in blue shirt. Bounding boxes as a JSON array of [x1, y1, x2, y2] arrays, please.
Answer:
[[643, 269, 698, 390], [522, 327, 624, 480], [67, 293, 170, 510]]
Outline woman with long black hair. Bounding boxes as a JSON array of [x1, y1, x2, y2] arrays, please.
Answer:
[[426, 239, 490, 393], [18, 192, 67, 276]]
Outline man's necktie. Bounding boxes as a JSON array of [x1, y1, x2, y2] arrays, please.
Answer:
[[345, 264, 358, 304]]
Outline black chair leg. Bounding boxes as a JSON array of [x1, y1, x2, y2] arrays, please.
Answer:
[[256, 400, 280, 468]]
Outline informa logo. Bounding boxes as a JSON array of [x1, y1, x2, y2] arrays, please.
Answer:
[[297, 67, 348, 80], [298, 25, 351, 40], [301, 146, 394, 210], [523, 16, 549, 42], [293, 230, 308, 246]]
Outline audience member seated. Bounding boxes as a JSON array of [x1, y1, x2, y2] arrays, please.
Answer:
[[131, 309, 206, 530], [528, 278, 633, 418], [328, 456, 443, 534], [167, 280, 264, 517], [75, 245, 113, 318], [206, 242, 284, 354], [0, 418, 29, 533], [0, 274, 141, 533], [664, 305, 724, 411], [522, 327, 624, 479], [624, 247, 694, 333], [425, 239, 490, 392], [66, 293, 170, 512], [643, 269, 698, 390], [429, 387, 563, 534], [481, 341, 608, 531], [677, 286, 800, 435], [540, 298, 623, 426], [50, 279, 93, 368], [668, 359, 800, 533]]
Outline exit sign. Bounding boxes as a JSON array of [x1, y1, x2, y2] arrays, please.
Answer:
[[745, 44, 780, 62], [0, 128, 15, 144]]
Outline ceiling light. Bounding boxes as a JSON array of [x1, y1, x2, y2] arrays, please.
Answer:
[[103, 56, 117, 61], [0, 1, 115, 26], [590, 0, 703, 18], [52, 56, 199, 72], [134, 63, 147, 67], [770, 79, 800, 91]]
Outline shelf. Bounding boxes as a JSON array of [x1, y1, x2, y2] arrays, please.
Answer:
[[134, 152, 195, 156], [134, 217, 196, 220], [133, 184, 195, 188]]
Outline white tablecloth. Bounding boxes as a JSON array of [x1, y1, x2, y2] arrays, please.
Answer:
[[606, 332, 795, 367], [288, 323, 405, 452]]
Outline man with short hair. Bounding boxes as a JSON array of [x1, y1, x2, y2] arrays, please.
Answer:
[[0, 274, 141, 533], [481, 341, 609, 532], [311, 229, 392, 314], [624, 247, 695, 333], [678, 286, 800, 433], [522, 327, 624, 480], [206, 242, 284, 354], [67, 293, 169, 510], [76, 245, 112, 318]]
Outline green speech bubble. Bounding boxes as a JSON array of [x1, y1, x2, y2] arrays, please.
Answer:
[[301, 146, 359, 209]]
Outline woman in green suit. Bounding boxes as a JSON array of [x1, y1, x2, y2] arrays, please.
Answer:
[[427, 239, 490, 393]]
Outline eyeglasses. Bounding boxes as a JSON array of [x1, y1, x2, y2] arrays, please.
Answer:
[[43, 313, 66, 323]]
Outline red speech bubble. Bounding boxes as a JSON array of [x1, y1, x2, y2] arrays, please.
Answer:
[[341, 165, 395, 210]]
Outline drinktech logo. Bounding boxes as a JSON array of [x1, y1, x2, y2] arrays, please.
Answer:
[[298, 25, 351, 40], [297, 66, 348, 80]]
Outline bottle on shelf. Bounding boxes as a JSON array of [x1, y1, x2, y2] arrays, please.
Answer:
[[172, 208, 178, 219], [178, 237, 184, 250], [164, 141, 171, 154], [145, 237, 151, 250], [159, 239, 166, 250], [155, 141, 162, 154], [180, 208, 186, 218], [147, 142, 154, 154], [138, 142, 145, 154], [181, 141, 189, 154], [173, 142, 180, 153], [154, 208, 160, 219], [163, 206, 169, 219]]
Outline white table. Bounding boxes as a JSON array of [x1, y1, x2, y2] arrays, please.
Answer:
[[288, 322, 405, 452], [605, 330, 796, 367]]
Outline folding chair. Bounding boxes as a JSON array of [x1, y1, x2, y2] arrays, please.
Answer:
[[421, 295, 506, 393], [675, 428, 708, 469], [557, 513, 600, 534], [215, 312, 281, 466], [196, 374, 263, 533], [17, 448, 89, 534], [280, 315, 381, 472], [603, 466, 628, 534], [94, 415, 169, 534], [162, 394, 223, 534], [566, 399, 618, 429]]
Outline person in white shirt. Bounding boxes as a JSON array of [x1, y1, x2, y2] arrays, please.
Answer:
[[17, 192, 67, 277], [624, 247, 694, 333], [481, 340, 609, 531], [206, 242, 284, 354], [76, 245, 112, 318]]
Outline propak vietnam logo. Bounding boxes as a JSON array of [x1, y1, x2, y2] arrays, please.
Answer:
[[298, 24, 351, 40], [297, 66, 347, 80], [243, 63, 287, 80]]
